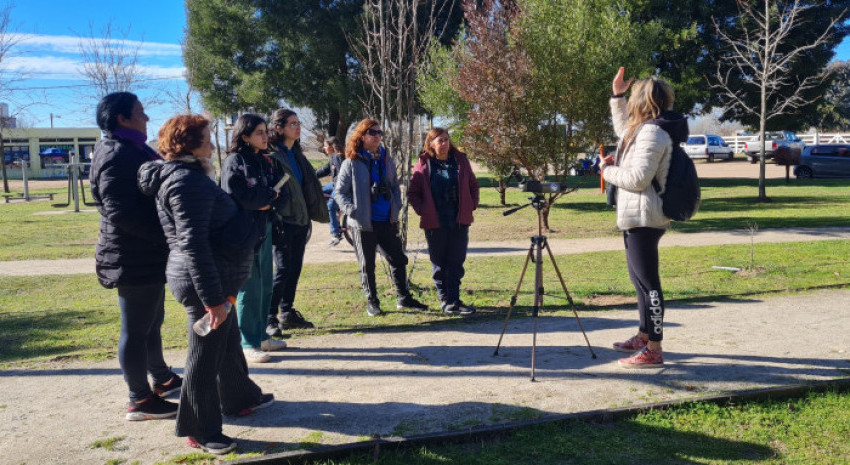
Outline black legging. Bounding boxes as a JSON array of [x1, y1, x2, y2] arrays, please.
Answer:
[[268, 222, 310, 318], [623, 227, 666, 342]]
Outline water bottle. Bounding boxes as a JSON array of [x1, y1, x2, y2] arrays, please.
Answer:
[[193, 300, 233, 337]]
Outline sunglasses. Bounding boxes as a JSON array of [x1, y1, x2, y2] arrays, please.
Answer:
[[366, 129, 384, 137]]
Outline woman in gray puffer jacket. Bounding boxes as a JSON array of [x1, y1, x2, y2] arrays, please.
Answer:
[[138, 114, 272, 456], [600, 67, 688, 370]]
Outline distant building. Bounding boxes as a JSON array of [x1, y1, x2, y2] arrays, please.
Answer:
[[2, 127, 101, 179], [0, 103, 17, 129]]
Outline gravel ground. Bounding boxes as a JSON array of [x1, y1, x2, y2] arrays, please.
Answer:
[[1, 290, 849, 464]]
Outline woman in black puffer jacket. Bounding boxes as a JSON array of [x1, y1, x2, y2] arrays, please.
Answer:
[[138, 114, 273, 456]]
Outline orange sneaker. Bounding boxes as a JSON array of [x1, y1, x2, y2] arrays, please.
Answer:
[[612, 335, 648, 353], [618, 347, 664, 368]]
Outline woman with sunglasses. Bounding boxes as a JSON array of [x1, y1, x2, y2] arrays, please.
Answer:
[[335, 119, 427, 316], [265, 108, 328, 336]]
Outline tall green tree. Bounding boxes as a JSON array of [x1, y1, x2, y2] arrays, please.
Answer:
[[813, 60, 850, 132], [185, 0, 364, 139]]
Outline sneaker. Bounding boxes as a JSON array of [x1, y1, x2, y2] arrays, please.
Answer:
[[612, 335, 648, 353], [442, 301, 459, 315], [126, 395, 178, 421], [279, 310, 315, 329], [232, 393, 275, 417], [454, 300, 476, 316], [618, 347, 664, 369], [266, 317, 283, 338], [260, 338, 287, 351], [397, 295, 428, 311], [244, 347, 271, 363], [187, 433, 237, 455], [153, 374, 182, 398], [367, 300, 383, 317], [328, 234, 343, 247]]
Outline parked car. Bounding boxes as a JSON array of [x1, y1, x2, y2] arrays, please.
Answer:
[[682, 134, 734, 162], [794, 144, 850, 178], [743, 131, 805, 164]]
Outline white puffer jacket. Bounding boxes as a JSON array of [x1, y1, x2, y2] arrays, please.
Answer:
[[603, 98, 672, 231]]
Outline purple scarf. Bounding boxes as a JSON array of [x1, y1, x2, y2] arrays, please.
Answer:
[[112, 128, 162, 161]]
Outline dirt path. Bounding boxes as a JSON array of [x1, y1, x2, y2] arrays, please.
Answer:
[[3, 226, 849, 277], [1, 290, 848, 464]]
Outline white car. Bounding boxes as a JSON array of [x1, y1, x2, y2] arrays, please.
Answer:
[[682, 134, 734, 162]]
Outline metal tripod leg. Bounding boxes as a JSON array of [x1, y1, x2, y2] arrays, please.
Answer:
[[544, 241, 597, 359], [493, 241, 535, 356]]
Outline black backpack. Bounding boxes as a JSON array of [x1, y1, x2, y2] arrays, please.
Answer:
[[649, 121, 701, 221]]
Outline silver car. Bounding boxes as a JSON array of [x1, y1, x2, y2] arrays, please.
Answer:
[[683, 134, 734, 162], [794, 144, 850, 178]]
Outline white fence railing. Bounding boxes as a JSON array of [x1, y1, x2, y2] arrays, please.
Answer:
[[722, 132, 850, 153]]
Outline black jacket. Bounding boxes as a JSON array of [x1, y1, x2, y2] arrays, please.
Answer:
[[138, 159, 256, 308], [220, 150, 280, 239], [315, 153, 344, 183], [89, 134, 168, 288]]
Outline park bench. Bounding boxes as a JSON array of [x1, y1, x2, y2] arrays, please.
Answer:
[[2, 192, 58, 203]]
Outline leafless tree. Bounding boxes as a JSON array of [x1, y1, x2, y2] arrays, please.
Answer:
[[349, 0, 455, 247], [712, 0, 847, 201], [77, 21, 147, 100], [0, 2, 24, 193]]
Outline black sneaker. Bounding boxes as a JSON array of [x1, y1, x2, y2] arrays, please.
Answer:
[[279, 310, 315, 329], [153, 374, 182, 398], [266, 317, 283, 338], [187, 433, 237, 455], [367, 300, 383, 317], [126, 395, 178, 421], [442, 301, 460, 315], [230, 393, 275, 417], [397, 295, 428, 311], [455, 300, 476, 315]]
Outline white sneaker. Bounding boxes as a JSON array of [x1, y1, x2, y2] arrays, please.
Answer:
[[244, 347, 271, 363], [260, 338, 287, 352]]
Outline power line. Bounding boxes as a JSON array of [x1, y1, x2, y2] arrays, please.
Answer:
[[6, 76, 186, 91]]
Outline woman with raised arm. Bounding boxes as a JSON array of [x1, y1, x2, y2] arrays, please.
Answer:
[[599, 67, 688, 369]]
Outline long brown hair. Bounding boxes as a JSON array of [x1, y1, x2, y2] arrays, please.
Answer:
[[623, 77, 675, 146], [345, 118, 380, 160], [421, 127, 458, 158]]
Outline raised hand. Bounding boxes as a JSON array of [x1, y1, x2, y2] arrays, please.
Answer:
[[612, 67, 634, 96]]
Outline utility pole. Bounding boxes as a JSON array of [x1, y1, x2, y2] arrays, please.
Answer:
[[50, 113, 61, 128]]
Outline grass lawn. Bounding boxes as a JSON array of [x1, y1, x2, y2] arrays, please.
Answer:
[[2, 239, 848, 367], [1, 177, 849, 260], [298, 389, 850, 465]]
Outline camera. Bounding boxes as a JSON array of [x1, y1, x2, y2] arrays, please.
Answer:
[[371, 181, 392, 201], [519, 180, 568, 194]]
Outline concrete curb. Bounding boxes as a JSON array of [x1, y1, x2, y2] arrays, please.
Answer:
[[229, 378, 850, 464]]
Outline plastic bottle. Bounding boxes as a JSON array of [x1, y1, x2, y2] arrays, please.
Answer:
[[193, 300, 233, 337]]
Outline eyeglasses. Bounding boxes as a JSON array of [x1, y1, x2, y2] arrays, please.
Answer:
[[284, 121, 301, 128], [366, 129, 383, 137]]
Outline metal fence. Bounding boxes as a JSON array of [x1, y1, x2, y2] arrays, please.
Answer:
[[722, 133, 850, 153]]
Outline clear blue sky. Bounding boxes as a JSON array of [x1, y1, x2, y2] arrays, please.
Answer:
[[3, 1, 849, 138]]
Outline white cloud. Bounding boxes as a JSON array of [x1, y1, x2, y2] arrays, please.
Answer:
[[2, 55, 185, 81], [11, 33, 182, 57]]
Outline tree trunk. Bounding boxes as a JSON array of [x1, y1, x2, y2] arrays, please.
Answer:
[[498, 178, 507, 206], [541, 201, 551, 232], [0, 129, 8, 193]]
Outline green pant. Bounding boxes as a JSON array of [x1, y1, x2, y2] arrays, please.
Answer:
[[237, 224, 273, 349]]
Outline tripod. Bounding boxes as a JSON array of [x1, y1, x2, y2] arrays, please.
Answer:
[[494, 194, 597, 381]]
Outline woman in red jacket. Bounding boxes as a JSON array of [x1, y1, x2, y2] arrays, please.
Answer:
[[408, 128, 480, 315]]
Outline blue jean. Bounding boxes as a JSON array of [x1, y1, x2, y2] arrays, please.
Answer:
[[323, 182, 341, 236], [117, 282, 173, 402]]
